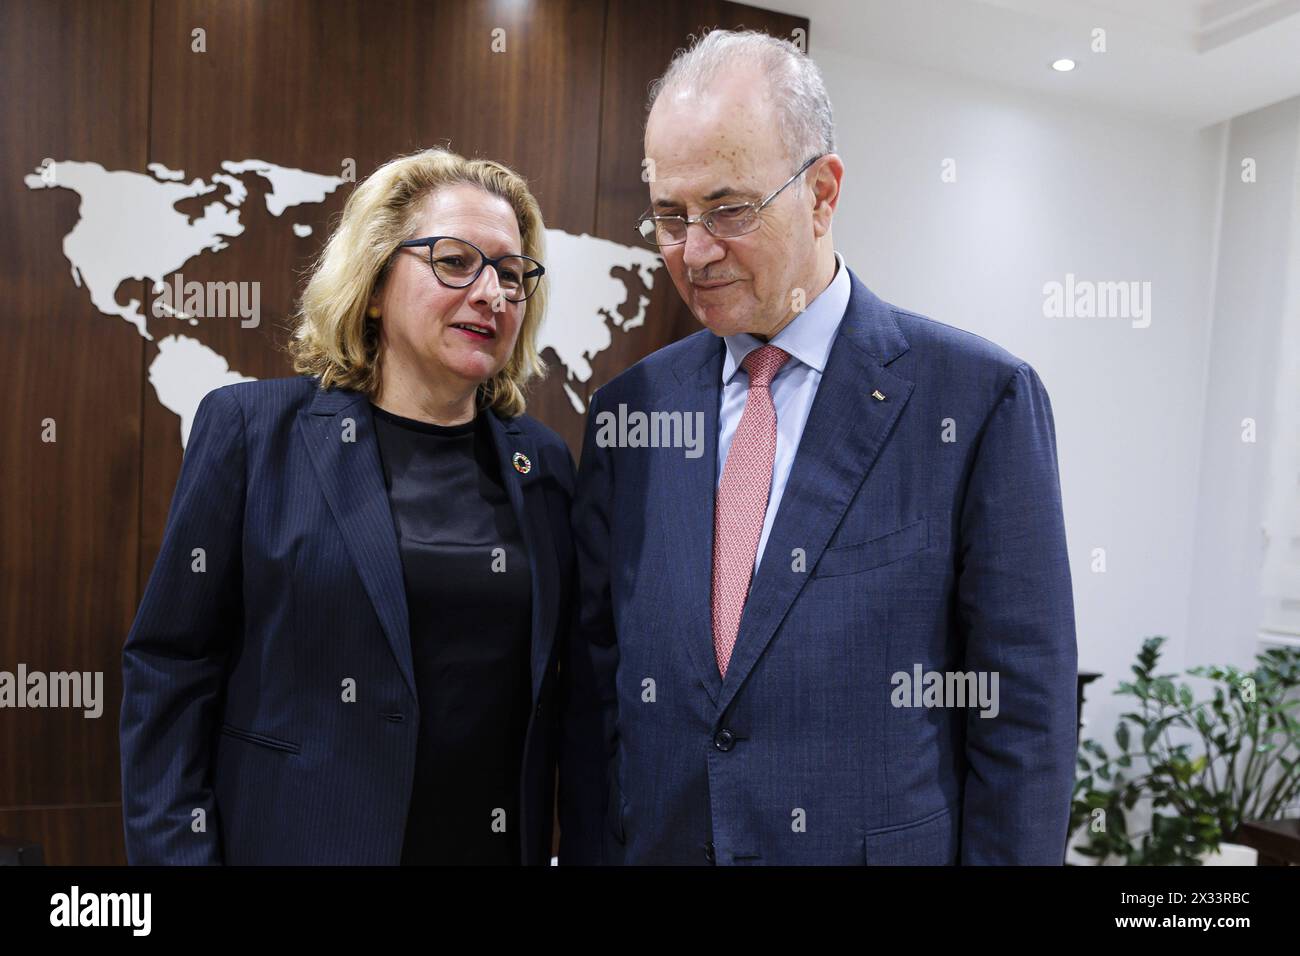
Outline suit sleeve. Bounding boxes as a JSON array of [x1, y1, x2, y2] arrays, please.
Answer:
[[557, 388, 621, 864], [956, 362, 1078, 865], [119, 386, 247, 864]]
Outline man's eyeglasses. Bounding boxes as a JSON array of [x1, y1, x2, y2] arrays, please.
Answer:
[[635, 154, 824, 248], [396, 235, 545, 302]]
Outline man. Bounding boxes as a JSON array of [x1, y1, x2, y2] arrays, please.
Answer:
[[558, 29, 1077, 865]]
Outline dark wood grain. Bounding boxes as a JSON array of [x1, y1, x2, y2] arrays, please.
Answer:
[[0, 805, 126, 866], [0, 0, 149, 869], [3, 0, 807, 865]]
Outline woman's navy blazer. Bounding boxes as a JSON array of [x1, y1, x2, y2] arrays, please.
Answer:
[[119, 375, 577, 864]]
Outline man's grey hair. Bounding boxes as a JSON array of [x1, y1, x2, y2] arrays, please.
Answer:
[[646, 29, 835, 167]]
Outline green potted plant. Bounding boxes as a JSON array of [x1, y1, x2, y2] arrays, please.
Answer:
[[1070, 636, 1300, 865]]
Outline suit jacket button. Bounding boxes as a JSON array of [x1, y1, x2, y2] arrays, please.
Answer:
[[713, 729, 735, 752], [534, 701, 543, 717], [704, 841, 716, 864]]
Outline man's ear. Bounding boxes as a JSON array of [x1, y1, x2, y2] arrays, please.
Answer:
[[810, 153, 844, 239]]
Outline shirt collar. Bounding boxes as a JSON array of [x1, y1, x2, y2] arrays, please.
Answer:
[[722, 251, 850, 384]]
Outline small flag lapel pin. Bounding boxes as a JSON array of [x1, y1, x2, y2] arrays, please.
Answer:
[[871, 389, 886, 401]]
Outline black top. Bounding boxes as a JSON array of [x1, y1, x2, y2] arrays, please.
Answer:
[[371, 402, 533, 865]]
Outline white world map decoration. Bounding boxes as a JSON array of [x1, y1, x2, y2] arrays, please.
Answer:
[[25, 158, 663, 447]]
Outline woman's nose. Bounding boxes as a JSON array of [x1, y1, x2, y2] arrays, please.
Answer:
[[469, 263, 506, 310]]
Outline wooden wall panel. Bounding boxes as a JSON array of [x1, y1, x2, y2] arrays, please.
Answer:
[[0, 806, 125, 867], [0, 0, 150, 865], [1, 0, 807, 864]]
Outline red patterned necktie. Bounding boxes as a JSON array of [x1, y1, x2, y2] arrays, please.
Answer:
[[712, 344, 791, 678]]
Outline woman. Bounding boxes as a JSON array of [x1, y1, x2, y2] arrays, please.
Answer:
[[120, 148, 576, 865]]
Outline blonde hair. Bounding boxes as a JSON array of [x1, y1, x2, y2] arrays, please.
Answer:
[[290, 147, 548, 418]]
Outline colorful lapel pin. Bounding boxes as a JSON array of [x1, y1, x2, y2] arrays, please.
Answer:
[[512, 451, 532, 475]]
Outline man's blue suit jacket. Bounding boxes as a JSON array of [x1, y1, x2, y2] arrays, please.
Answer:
[[559, 270, 1078, 865], [120, 376, 576, 864]]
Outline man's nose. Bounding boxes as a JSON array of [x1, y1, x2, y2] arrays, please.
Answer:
[[681, 221, 726, 271]]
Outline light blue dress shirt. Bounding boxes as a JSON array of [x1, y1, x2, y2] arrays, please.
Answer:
[[717, 251, 851, 571]]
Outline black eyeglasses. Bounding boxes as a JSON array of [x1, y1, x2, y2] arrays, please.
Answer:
[[635, 154, 825, 248], [396, 235, 545, 302]]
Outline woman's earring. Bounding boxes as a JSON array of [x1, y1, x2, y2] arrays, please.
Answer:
[[366, 306, 381, 318]]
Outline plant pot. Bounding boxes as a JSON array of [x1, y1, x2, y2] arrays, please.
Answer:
[[1197, 841, 1259, 866]]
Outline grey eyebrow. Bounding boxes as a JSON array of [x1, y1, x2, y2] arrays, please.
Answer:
[[705, 185, 752, 202], [654, 187, 755, 210]]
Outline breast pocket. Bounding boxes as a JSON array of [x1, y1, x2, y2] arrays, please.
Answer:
[[219, 723, 301, 755], [814, 517, 929, 578]]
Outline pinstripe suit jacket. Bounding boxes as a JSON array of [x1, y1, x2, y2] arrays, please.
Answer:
[[120, 376, 576, 864], [560, 272, 1078, 865]]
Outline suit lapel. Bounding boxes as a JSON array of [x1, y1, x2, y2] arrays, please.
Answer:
[[716, 275, 915, 715], [485, 412, 560, 709], [668, 336, 726, 703], [296, 388, 416, 702]]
